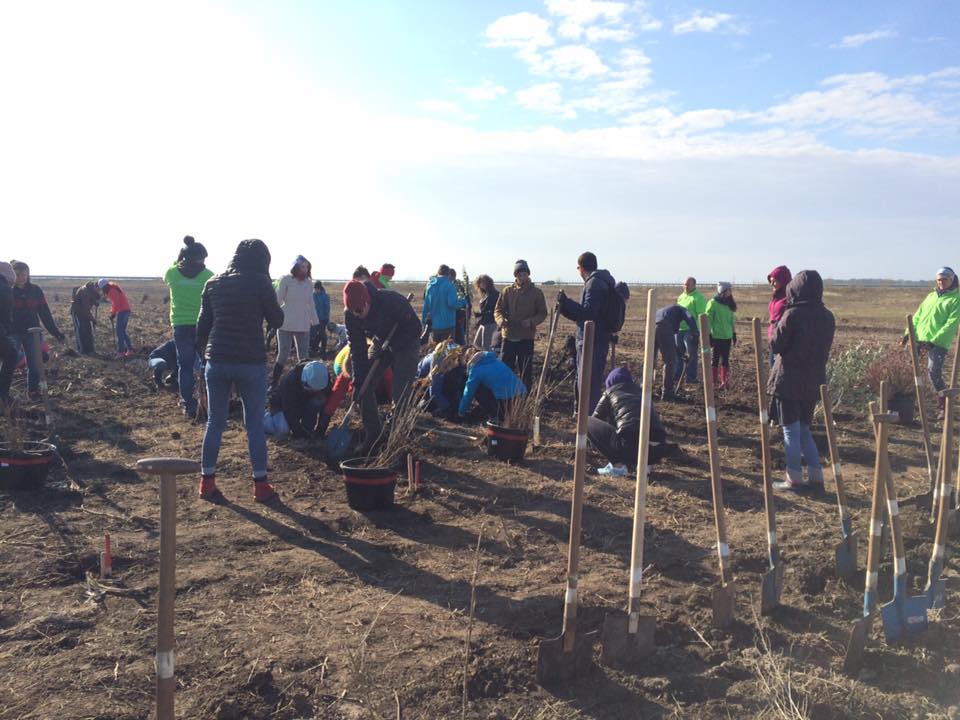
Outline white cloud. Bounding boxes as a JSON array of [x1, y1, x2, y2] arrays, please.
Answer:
[[515, 82, 576, 118], [546, 0, 627, 39], [539, 45, 609, 80], [416, 99, 466, 115], [673, 11, 741, 35], [485, 12, 554, 56], [626, 107, 748, 135], [585, 26, 634, 42], [458, 80, 508, 101], [832, 29, 897, 49]]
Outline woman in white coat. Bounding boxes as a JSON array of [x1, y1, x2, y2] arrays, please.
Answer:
[[272, 255, 319, 386]]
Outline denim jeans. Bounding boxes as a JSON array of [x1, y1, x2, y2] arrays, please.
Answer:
[[782, 421, 823, 483], [673, 329, 698, 383], [201, 361, 268, 479], [115, 310, 132, 353], [173, 325, 198, 414], [11, 332, 40, 392], [927, 344, 947, 392]]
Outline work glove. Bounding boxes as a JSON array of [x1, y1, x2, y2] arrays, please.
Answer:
[[556, 290, 566, 304]]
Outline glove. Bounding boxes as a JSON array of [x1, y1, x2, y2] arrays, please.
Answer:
[[899, 335, 909, 348], [370, 347, 393, 365], [557, 290, 566, 304]]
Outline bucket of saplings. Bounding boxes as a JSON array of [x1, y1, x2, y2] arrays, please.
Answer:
[[0, 441, 57, 492], [485, 392, 534, 463]]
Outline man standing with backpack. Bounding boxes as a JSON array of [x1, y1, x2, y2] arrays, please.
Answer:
[[558, 251, 624, 414]]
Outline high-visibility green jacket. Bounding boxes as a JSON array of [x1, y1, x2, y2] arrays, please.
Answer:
[[706, 298, 736, 341], [676, 290, 707, 332], [912, 287, 960, 349]]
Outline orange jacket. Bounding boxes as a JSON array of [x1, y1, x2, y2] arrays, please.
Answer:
[[102, 283, 131, 316]]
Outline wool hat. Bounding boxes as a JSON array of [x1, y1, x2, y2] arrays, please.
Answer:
[[605, 367, 632, 389], [937, 267, 955, 279], [179, 235, 208, 263], [717, 281, 732, 294], [301, 361, 329, 391], [343, 280, 371, 313], [514, 259, 530, 276], [97, 278, 109, 289], [380, 263, 395, 277]]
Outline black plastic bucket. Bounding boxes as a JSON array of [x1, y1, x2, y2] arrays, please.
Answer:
[[888, 392, 915, 425], [485, 422, 529, 462], [0, 441, 57, 492], [340, 458, 397, 511]]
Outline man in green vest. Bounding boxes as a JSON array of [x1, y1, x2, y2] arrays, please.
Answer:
[[675, 277, 707, 385]]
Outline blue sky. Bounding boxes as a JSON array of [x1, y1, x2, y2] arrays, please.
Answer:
[[1, 1, 958, 282]]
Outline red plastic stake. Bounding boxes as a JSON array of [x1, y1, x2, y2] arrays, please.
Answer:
[[100, 533, 112, 579]]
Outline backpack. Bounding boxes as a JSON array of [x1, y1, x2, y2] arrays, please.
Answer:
[[605, 280, 627, 333]]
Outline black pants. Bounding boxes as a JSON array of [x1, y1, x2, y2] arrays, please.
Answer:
[[431, 327, 453, 344], [654, 322, 678, 399], [587, 416, 668, 467], [72, 313, 95, 355], [0, 335, 17, 401], [502, 338, 535, 389], [474, 386, 507, 423], [711, 338, 731, 368], [309, 325, 327, 357]]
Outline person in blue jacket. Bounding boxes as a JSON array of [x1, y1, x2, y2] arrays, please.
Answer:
[[422, 264, 467, 343], [310, 280, 331, 357], [458, 349, 526, 421]]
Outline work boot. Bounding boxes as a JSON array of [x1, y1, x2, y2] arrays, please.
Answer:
[[198, 473, 222, 501], [253, 478, 277, 503], [773, 468, 807, 492]]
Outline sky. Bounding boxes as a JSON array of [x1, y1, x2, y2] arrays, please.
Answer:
[[1, 0, 958, 283]]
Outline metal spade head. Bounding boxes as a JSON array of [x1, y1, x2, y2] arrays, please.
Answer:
[[842, 611, 875, 676], [835, 533, 859, 584], [880, 593, 929, 644], [325, 426, 354, 464], [760, 563, 786, 615], [926, 577, 946, 610], [711, 582, 736, 629], [599, 610, 656, 666], [535, 631, 594, 686]]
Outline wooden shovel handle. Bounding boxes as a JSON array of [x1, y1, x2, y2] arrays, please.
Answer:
[[750, 319, 777, 556], [535, 307, 561, 406], [862, 400, 886, 612], [337, 323, 399, 430], [137, 458, 201, 476], [820, 384, 851, 522], [905, 314, 936, 492], [870, 384, 908, 576]]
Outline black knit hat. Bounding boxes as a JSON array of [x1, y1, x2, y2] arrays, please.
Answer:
[[178, 235, 208, 264], [514, 259, 530, 276]]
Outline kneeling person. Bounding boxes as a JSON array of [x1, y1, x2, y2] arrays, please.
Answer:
[[458, 349, 526, 422], [264, 360, 331, 438]]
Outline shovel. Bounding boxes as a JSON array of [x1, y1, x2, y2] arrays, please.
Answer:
[[600, 290, 657, 666], [326, 324, 398, 463], [697, 315, 736, 628], [842, 401, 887, 675], [820, 383, 859, 583], [926, 387, 958, 609], [27, 327, 51, 429], [933, 333, 960, 524], [872, 385, 929, 643], [751, 319, 785, 613], [536, 320, 596, 685], [906, 315, 937, 513], [533, 307, 561, 446]]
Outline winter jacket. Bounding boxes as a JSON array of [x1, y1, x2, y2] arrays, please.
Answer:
[[196, 239, 285, 364], [101, 283, 131, 316], [164, 263, 214, 327], [495, 279, 548, 341], [911, 279, 960, 350], [11, 283, 65, 338], [655, 305, 699, 335], [458, 351, 526, 416], [70, 282, 100, 322], [474, 289, 499, 326], [558, 269, 616, 344], [0, 279, 12, 336], [675, 289, 707, 332], [705, 296, 736, 341], [767, 270, 835, 404], [276, 275, 319, 332], [767, 266, 793, 340], [422, 275, 466, 332], [593, 381, 666, 439], [313, 290, 331, 325], [268, 360, 331, 438], [346, 289, 422, 389]]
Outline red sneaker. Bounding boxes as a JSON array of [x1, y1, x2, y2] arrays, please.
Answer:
[[253, 479, 277, 503], [199, 474, 221, 501]]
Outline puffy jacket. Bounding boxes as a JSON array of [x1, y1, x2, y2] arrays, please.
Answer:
[[676, 289, 707, 332], [101, 283, 131, 316], [474, 289, 499, 326], [558, 268, 616, 343], [911, 278, 960, 350], [11, 283, 64, 338], [164, 263, 214, 327], [313, 290, 331, 325], [268, 360, 331, 438], [422, 275, 465, 331], [767, 266, 792, 340], [706, 297, 736, 341], [70, 282, 100, 322], [655, 305, 699, 335], [196, 239, 285, 364], [494, 279, 547, 341], [767, 270, 835, 403], [458, 351, 526, 415], [593, 380, 665, 439], [276, 275, 319, 332], [346, 289, 422, 389]]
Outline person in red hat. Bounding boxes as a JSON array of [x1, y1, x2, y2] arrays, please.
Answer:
[[343, 279, 421, 451], [370, 263, 396, 290]]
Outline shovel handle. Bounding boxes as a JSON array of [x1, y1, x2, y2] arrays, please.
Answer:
[[629, 291, 656, 616], [929, 387, 955, 584], [561, 320, 595, 651], [862, 400, 888, 614], [336, 323, 399, 432], [698, 315, 732, 584], [820, 384, 853, 536], [905, 315, 936, 495], [535, 306, 561, 407], [751, 319, 778, 567], [933, 333, 960, 521], [871, 385, 909, 601]]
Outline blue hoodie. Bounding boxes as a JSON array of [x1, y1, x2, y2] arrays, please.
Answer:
[[422, 275, 466, 332], [458, 351, 526, 415]]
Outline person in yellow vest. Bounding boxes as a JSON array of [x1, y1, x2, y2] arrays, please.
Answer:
[[675, 277, 707, 385]]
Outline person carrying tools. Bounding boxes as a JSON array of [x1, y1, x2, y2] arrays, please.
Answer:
[[675, 276, 706, 385], [901, 266, 960, 420], [9, 261, 66, 400], [264, 359, 332, 439], [495, 259, 548, 390], [654, 304, 699, 401], [98, 278, 134, 358], [343, 280, 422, 451]]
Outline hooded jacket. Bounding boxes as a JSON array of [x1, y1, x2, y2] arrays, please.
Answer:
[[494, 278, 547, 341], [268, 360, 331, 438], [705, 294, 737, 341], [277, 274, 319, 332], [346, 289, 422, 389], [70, 282, 100, 322], [164, 262, 214, 327], [11, 282, 64, 338], [313, 288, 331, 325], [767, 270, 835, 404], [593, 380, 666, 440], [196, 239, 285, 364], [911, 275, 960, 350], [558, 268, 616, 343], [767, 265, 793, 340], [458, 351, 526, 415], [655, 305, 699, 335], [422, 275, 466, 332], [676, 288, 707, 332]]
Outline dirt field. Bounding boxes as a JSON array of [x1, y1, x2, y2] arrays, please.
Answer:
[[1, 277, 958, 720]]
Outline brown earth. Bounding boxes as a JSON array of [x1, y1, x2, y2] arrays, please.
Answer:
[[0, 279, 958, 720]]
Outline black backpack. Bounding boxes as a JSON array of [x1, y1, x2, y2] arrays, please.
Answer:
[[605, 280, 627, 333]]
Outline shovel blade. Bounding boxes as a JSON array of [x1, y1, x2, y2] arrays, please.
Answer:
[[535, 632, 593, 686], [842, 613, 874, 676], [927, 578, 946, 610], [881, 595, 928, 644], [711, 583, 736, 629], [599, 611, 656, 667], [325, 427, 353, 464], [835, 533, 859, 583], [879, 599, 903, 644], [760, 563, 785, 615]]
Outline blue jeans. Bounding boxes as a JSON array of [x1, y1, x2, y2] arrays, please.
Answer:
[[201, 361, 268, 479], [674, 329, 697, 383], [782, 421, 823, 483], [115, 311, 132, 353], [173, 325, 198, 414], [927, 344, 947, 392], [11, 332, 40, 392]]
